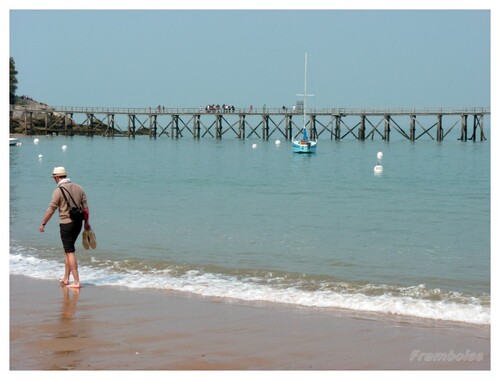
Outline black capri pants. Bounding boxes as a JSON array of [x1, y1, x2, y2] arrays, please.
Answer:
[[60, 221, 83, 253]]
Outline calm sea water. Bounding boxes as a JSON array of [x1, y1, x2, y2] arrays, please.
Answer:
[[9, 134, 490, 324]]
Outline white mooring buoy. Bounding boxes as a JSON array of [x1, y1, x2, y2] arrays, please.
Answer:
[[374, 151, 383, 174]]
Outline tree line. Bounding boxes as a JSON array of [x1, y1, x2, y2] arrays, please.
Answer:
[[10, 57, 18, 105]]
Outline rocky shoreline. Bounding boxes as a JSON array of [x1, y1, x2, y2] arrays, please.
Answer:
[[9, 98, 114, 136]]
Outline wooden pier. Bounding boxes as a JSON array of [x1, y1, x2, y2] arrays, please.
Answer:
[[10, 106, 490, 142]]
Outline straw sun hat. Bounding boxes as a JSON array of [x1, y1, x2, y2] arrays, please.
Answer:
[[52, 166, 67, 177]]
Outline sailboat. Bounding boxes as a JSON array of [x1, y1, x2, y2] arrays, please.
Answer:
[[292, 51, 317, 153]]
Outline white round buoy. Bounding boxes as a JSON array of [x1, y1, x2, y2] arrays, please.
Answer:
[[62, 145, 68, 150], [275, 139, 281, 145], [38, 154, 43, 158], [374, 164, 383, 174], [252, 143, 257, 149], [34, 138, 40, 144], [377, 151, 383, 161]]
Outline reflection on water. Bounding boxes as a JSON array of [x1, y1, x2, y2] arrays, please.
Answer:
[[53, 286, 83, 369], [60, 285, 80, 321]]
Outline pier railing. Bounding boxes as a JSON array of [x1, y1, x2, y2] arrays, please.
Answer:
[[15, 105, 490, 116]]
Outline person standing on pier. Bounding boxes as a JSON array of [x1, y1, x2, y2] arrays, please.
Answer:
[[39, 166, 90, 288]]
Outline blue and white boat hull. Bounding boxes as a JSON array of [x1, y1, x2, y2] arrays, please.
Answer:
[[292, 140, 317, 153]]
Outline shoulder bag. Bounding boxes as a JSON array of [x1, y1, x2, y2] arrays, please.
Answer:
[[59, 186, 85, 222]]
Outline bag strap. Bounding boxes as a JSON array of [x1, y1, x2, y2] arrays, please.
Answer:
[[59, 186, 81, 208]]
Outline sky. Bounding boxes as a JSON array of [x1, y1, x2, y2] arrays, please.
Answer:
[[5, 3, 493, 111]]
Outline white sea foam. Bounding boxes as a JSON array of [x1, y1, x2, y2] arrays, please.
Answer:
[[10, 251, 490, 325]]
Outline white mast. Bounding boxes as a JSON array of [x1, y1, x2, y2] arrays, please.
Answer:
[[296, 51, 313, 132], [295, 51, 314, 142], [303, 50, 307, 129]]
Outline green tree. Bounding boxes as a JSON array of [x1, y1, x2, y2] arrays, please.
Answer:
[[10, 57, 18, 105]]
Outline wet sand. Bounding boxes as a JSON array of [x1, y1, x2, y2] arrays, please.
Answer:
[[9, 275, 490, 370]]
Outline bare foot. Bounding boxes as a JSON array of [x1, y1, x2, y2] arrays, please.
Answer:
[[66, 282, 81, 288], [59, 278, 69, 285]]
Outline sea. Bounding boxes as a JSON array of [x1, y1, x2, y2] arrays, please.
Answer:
[[9, 133, 491, 325]]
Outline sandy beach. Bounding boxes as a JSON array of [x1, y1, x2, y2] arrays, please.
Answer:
[[9, 274, 489, 371]]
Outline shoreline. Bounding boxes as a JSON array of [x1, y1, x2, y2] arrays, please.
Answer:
[[9, 274, 490, 370]]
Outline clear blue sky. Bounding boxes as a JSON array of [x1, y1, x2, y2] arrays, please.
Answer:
[[6, 5, 492, 110]]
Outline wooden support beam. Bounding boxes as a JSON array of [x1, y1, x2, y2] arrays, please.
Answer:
[[309, 114, 317, 140], [384, 114, 390, 141], [359, 115, 366, 140], [194, 114, 201, 139], [238, 114, 245, 139], [262, 115, 269, 140], [460, 114, 468, 141], [335, 115, 341, 140], [216, 114, 222, 139], [436, 114, 443, 141], [410, 114, 416, 141]]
